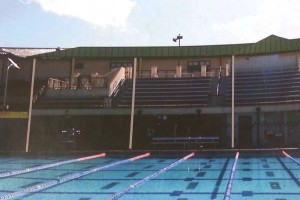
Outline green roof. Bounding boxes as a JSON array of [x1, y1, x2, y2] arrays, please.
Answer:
[[34, 35, 300, 59], [237, 35, 300, 55]]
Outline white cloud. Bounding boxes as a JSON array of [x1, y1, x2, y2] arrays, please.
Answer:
[[19, 0, 33, 4], [213, 0, 300, 42], [31, 0, 136, 28]]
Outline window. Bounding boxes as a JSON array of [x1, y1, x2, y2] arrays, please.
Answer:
[[187, 60, 211, 72], [110, 62, 133, 70]]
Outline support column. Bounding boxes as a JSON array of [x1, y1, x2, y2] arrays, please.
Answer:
[[226, 113, 232, 148], [201, 65, 207, 77], [260, 112, 265, 147], [139, 57, 142, 78], [129, 58, 137, 149], [151, 66, 158, 78], [256, 107, 261, 147], [225, 64, 230, 77], [231, 55, 235, 148], [70, 58, 75, 88], [26, 58, 36, 153], [283, 111, 288, 146], [298, 55, 300, 71], [176, 66, 182, 78]]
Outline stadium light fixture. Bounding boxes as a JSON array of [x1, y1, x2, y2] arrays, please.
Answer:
[[3, 58, 20, 111], [8, 58, 20, 69], [173, 34, 183, 66], [173, 34, 183, 47]]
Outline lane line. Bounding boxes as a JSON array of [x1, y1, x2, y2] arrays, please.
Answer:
[[0, 153, 150, 200], [0, 153, 106, 179], [210, 158, 230, 199], [107, 152, 195, 200], [277, 157, 300, 187], [223, 152, 239, 200]]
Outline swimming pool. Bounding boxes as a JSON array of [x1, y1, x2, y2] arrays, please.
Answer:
[[0, 150, 299, 200]]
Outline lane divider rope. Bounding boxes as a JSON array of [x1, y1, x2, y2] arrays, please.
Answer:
[[223, 151, 239, 200], [0, 153, 106, 179], [107, 152, 195, 200], [0, 153, 150, 200], [282, 150, 300, 166]]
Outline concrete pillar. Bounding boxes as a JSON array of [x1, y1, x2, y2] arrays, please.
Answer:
[[151, 66, 158, 78], [226, 113, 238, 148], [70, 58, 75, 89], [298, 55, 300, 71], [226, 64, 230, 76], [201, 65, 207, 77], [176, 66, 182, 78], [139, 57, 142, 78], [260, 112, 265, 147], [283, 111, 288, 146]]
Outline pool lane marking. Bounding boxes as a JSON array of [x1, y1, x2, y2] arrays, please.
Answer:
[[282, 151, 300, 167], [0, 153, 106, 179], [223, 152, 239, 200], [0, 153, 150, 200], [106, 152, 195, 200], [210, 157, 230, 199], [276, 157, 300, 187]]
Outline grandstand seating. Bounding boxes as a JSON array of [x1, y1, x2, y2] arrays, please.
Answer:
[[34, 68, 126, 109], [114, 77, 212, 107], [224, 67, 300, 105], [33, 66, 300, 109]]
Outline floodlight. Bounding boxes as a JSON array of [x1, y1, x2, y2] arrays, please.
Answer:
[[8, 58, 20, 69]]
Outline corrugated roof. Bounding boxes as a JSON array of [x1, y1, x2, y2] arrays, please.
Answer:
[[34, 43, 251, 59], [0, 48, 61, 58], [236, 35, 300, 55], [11, 35, 300, 59], [0, 48, 7, 55]]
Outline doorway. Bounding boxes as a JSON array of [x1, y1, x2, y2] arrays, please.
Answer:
[[238, 116, 253, 148]]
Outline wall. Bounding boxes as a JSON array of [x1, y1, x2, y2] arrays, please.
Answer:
[[0, 118, 27, 151], [2, 55, 233, 82], [235, 52, 299, 71], [140, 56, 231, 72], [74, 59, 112, 75], [35, 59, 70, 80]]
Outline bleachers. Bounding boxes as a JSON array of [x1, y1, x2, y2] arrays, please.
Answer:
[[224, 67, 300, 105], [34, 68, 126, 109], [114, 77, 212, 107]]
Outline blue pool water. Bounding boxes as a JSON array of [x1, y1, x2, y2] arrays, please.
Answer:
[[0, 151, 299, 200]]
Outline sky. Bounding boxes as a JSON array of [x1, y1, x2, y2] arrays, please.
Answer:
[[1, 0, 300, 48]]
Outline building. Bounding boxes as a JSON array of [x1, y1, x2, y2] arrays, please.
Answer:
[[1, 34, 300, 152]]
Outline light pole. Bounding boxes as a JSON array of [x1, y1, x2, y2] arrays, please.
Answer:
[[3, 58, 20, 111], [173, 34, 183, 66]]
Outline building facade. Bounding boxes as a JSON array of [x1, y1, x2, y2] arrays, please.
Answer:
[[1, 35, 300, 152]]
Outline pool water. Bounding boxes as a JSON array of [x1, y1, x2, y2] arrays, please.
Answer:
[[0, 151, 299, 200]]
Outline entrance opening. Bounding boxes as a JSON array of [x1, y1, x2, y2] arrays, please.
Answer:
[[238, 116, 252, 148]]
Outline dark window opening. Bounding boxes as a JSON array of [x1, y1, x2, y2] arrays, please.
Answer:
[[187, 60, 211, 72]]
